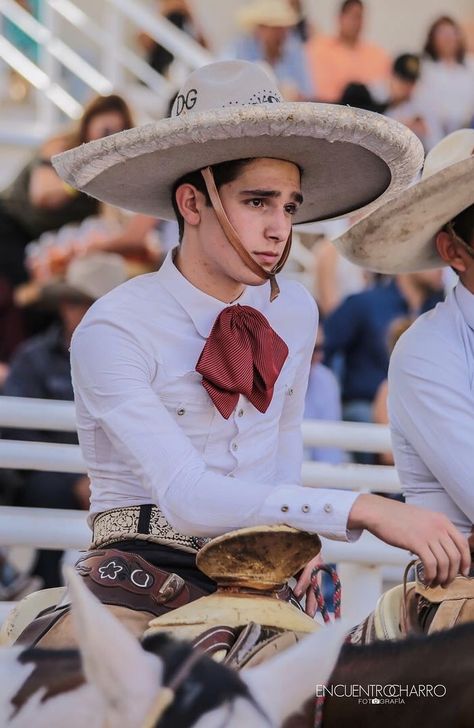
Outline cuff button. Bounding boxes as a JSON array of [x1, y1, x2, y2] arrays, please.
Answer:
[[281, 504, 289, 513], [302, 504, 310, 513], [323, 503, 333, 513]]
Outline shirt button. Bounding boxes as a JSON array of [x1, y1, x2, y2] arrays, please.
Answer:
[[323, 503, 333, 514], [237, 408, 244, 418], [176, 407, 185, 416], [288, 387, 294, 396], [231, 442, 238, 452], [281, 504, 289, 513], [302, 504, 310, 513]]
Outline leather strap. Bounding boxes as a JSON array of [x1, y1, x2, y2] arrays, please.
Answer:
[[75, 549, 206, 615], [201, 166, 292, 302]]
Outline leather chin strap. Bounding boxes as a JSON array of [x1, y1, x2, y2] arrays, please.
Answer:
[[201, 166, 292, 302]]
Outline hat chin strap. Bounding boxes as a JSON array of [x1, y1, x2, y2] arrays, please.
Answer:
[[201, 166, 292, 302]]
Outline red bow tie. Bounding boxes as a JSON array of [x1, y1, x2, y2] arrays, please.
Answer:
[[196, 305, 289, 419]]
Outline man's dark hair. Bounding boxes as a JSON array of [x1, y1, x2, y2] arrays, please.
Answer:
[[340, 0, 363, 14], [424, 16, 466, 64], [450, 203, 474, 248], [171, 159, 254, 241]]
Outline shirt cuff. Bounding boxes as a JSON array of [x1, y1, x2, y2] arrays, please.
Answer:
[[258, 485, 363, 542]]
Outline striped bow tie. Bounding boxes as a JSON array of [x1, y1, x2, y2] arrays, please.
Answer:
[[196, 305, 289, 419]]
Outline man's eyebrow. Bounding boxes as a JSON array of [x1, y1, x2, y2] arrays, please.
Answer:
[[239, 189, 304, 204]]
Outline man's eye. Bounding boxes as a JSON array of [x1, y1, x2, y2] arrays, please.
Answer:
[[285, 204, 298, 215], [247, 198, 264, 208]]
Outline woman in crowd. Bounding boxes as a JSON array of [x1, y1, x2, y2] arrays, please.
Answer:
[[415, 16, 474, 147], [0, 94, 133, 290]]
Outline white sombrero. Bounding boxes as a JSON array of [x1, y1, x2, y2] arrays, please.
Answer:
[[334, 129, 474, 273], [53, 60, 423, 224], [237, 0, 299, 30]]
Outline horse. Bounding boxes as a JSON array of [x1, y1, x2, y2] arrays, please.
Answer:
[[0, 568, 346, 728], [3, 569, 474, 727]]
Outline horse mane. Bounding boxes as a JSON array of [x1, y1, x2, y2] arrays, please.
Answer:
[[11, 648, 84, 715], [141, 632, 267, 727]]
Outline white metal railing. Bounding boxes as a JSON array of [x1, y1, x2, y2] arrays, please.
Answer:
[[0, 395, 401, 626], [0, 396, 392, 452], [48, 0, 173, 97], [0, 0, 214, 140], [0, 506, 406, 566], [0, 439, 400, 490]]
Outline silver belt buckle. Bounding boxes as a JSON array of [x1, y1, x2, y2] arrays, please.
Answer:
[[156, 572, 185, 603]]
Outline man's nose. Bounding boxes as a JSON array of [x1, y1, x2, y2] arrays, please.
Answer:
[[266, 210, 291, 242]]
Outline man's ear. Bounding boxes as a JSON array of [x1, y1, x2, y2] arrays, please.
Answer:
[[435, 230, 467, 274], [175, 184, 205, 228]]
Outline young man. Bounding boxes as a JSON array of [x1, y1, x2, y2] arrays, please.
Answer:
[[334, 129, 474, 571], [53, 60, 468, 622]]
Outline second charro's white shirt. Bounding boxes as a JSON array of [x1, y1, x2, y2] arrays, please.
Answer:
[[389, 282, 474, 536], [71, 249, 360, 540]]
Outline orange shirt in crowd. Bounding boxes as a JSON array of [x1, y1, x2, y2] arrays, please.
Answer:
[[306, 35, 391, 102]]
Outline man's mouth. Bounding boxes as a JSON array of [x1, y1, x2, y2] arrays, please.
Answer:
[[253, 251, 279, 265]]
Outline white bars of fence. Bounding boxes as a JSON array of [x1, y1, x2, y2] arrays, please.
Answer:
[[0, 506, 406, 624], [0, 396, 393, 451]]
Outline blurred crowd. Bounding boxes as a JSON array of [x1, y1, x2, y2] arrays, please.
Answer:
[[0, 0, 472, 590]]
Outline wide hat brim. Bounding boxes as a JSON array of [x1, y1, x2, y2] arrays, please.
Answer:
[[334, 156, 474, 273], [53, 102, 423, 224]]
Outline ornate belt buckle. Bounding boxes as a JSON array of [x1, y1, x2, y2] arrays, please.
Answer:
[[155, 572, 185, 603]]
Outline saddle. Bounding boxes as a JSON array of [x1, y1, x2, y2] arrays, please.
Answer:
[[144, 525, 323, 665], [2, 525, 323, 662], [349, 560, 474, 646]]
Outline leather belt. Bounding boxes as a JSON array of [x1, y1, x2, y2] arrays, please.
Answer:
[[91, 504, 208, 553]]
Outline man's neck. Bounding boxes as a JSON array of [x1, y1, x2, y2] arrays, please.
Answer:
[[174, 246, 245, 304], [338, 33, 359, 48], [459, 272, 474, 296]]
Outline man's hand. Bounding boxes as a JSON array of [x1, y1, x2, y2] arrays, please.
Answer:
[[349, 494, 471, 587], [293, 553, 323, 617]]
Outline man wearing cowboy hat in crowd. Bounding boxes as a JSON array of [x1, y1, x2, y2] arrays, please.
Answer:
[[51, 60, 469, 624], [228, 0, 313, 101], [334, 129, 474, 601]]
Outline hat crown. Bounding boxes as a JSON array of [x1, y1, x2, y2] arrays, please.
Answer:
[[171, 60, 282, 118], [423, 129, 474, 180], [66, 253, 127, 300]]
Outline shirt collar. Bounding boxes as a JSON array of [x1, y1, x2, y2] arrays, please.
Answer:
[[454, 280, 474, 331], [156, 248, 265, 338]]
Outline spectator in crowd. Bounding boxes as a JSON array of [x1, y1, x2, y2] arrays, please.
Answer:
[[288, 0, 313, 43], [304, 324, 345, 465], [414, 16, 474, 147], [372, 316, 413, 466], [229, 0, 313, 101], [138, 0, 207, 78], [0, 94, 133, 289], [340, 54, 438, 150], [306, 0, 390, 103], [1, 253, 128, 588], [313, 233, 369, 317], [323, 271, 444, 462]]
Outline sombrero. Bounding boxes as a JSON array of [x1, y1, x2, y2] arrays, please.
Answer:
[[237, 0, 299, 31], [53, 60, 423, 225], [334, 128, 474, 273]]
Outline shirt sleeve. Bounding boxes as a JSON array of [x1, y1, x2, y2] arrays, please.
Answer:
[[71, 318, 360, 541], [388, 334, 474, 521]]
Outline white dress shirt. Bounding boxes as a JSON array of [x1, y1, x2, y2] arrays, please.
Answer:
[[388, 282, 474, 536], [71, 249, 359, 541]]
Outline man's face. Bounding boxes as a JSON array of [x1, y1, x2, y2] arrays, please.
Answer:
[[255, 24, 289, 55], [198, 158, 302, 290], [390, 76, 416, 104], [339, 4, 363, 42]]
